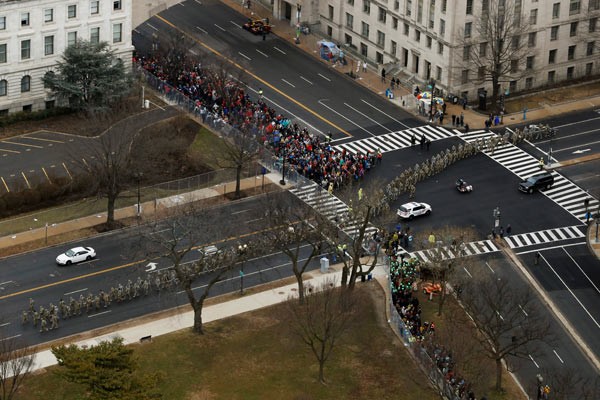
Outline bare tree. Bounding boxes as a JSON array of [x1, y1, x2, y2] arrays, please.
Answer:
[[262, 193, 333, 304], [460, 272, 553, 391], [539, 366, 600, 400], [457, 0, 533, 109], [0, 331, 35, 400], [284, 279, 360, 383], [141, 204, 249, 335]]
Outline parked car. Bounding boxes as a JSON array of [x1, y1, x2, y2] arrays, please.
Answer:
[[519, 172, 554, 194], [397, 202, 432, 220], [56, 246, 96, 265]]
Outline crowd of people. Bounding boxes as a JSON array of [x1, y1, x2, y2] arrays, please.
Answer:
[[136, 55, 383, 191]]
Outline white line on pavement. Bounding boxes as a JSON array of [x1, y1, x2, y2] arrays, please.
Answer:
[[552, 138, 600, 153], [463, 267, 472, 278], [273, 46, 286, 55], [0, 334, 21, 342], [344, 102, 393, 133], [485, 262, 495, 273], [318, 100, 374, 137], [562, 248, 600, 294], [529, 354, 540, 368], [518, 304, 528, 317], [256, 49, 269, 58], [237, 52, 251, 61], [0, 280, 14, 286], [515, 241, 586, 254], [555, 116, 600, 129], [88, 310, 112, 318], [553, 349, 564, 364], [214, 24, 226, 31], [231, 209, 251, 215], [64, 288, 88, 296], [244, 218, 262, 224], [146, 23, 158, 31], [281, 78, 295, 88], [360, 99, 411, 129], [0, 322, 10, 328], [229, 21, 241, 28], [318, 73, 331, 82], [300, 76, 313, 85], [196, 26, 208, 34]]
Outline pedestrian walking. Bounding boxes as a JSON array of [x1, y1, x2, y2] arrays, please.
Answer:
[[22, 310, 28, 324], [381, 68, 386, 83], [33, 311, 40, 327], [362, 60, 367, 72], [411, 133, 416, 146], [460, 112, 464, 126], [420, 134, 425, 150], [40, 317, 48, 333], [538, 157, 544, 170], [50, 314, 58, 330], [29, 298, 35, 313], [464, 123, 470, 133], [452, 115, 456, 126], [534, 252, 541, 265], [506, 224, 512, 236], [426, 139, 431, 151]]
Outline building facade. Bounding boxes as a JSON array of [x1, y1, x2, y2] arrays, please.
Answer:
[[0, 0, 134, 115], [291, 0, 600, 101]]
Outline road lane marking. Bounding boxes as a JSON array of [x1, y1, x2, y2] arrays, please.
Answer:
[[146, 23, 159, 31], [0, 148, 20, 153], [552, 138, 600, 153], [231, 209, 250, 215], [318, 73, 331, 82], [553, 349, 564, 364], [281, 78, 295, 88], [23, 135, 64, 143], [229, 21, 241, 28], [237, 52, 251, 61], [256, 49, 269, 58], [42, 167, 51, 183], [562, 248, 600, 294], [189, 49, 198, 55], [539, 252, 600, 329], [64, 288, 88, 296], [0, 177, 9, 192], [485, 262, 495, 273], [62, 162, 73, 180], [273, 46, 286, 54], [0, 322, 10, 327], [214, 24, 226, 31], [21, 172, 31, 189], [555, 115, 600, 129], [518, 304, 528, 317], [515, 241, 586, 254], [88, 310, 112, 318], [156, 14, 350, 137], [3, 140, 43, 148], [300, 76, 313, 85], [0, 334, 21, 342], [528, 354, 540, 368], [244, 218, 262, 224], [463, 267, 472, 278], [318, 99, 374, 137], [196, 26, 208, 34], [344, 102, 393, 133], [360, 99, 411, 129]]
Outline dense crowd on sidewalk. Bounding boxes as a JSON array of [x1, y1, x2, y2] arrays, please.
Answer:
[[136, 55, 382, 190]]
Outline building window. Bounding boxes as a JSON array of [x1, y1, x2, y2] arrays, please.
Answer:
[[567, 66, 575, 79], [377, 30, 385, 46], [511, 36, 520, 50], [363, 0, 370, 14], [587, 41, 595, 56], [570, 22, 578, 36], [394, 0, 399, 10], [21, 75, 31, 93], [466, 0, 473, 14], [567, 45, 576, 60], [525, 77, 533, 89], [509, 80, 517, 93], [404, 23, 409, 35], [478, 66, 485, 80], [327, 25, 332, 36], [590, 18, 598, 33], [548, 49, 557, 64], [68, 5, 77, 19], [391, 40, 397, 56], [0, 44, 5, 63], [551, 26, 559, 41], [0, 79, 6, 96], [482, 0, 489, 13], [528, 32, 536, 47], [114, 0, 122, 10], [362, 22, 370, 37], [548, 70, 556, 83], [552, 3, 560, 19], [479, 42, 487, 57], [406, 0, 412, 17], [44, 8, 54, 23], [345, 34, 352, 45], [90, 27, 100, 44], [530, 9, 537, 24], [437, 41, 443, 54], [436, 66, 442, 81], [569, 0, 580, 15], [378, 7, 386, 23], [346, 13, 354, 29], [415, 30, 421, 42], [463, 45, 471, 61], [21, 12, 30, 26], [348, 0, 354, 5], [417, 0, 423, 22], [113, 23, 122, 43], [439, 19, 445, 36], [426, 36, 432, 48], [526, 56, 534, 69], [442, 0, 447, 12], [21, 39, 31, 59], [0, 16, 5, 30], [392, 17, 398, 29], [68, 31, 77, 47], [586, 62, 593, 75], [91, 1, 99, 15], [590, 0, 600, 11], [44, 36, 54, 55], [376, 51, 383, 63], [461, 70, 469, 84], [464, 22, 472, 38], [511, 59, 519, 73], [360, 42, 368, 57], [328, 5, 334, 19]]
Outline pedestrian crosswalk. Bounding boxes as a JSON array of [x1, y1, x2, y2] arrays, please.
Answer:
[[289, 181, 379, 241], [409, 240, 500, 263], [460, 131, 599, 222], [333, 124, 456, 155], [503, 225, 587, 249]]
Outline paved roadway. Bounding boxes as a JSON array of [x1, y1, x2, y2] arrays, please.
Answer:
[[0, 193, 323, 347]]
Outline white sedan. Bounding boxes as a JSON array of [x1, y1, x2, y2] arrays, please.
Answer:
[[56, 246, 96, 265], [397, 202, 432, 220]]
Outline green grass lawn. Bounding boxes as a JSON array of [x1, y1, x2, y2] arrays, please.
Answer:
[[18, 285, 440, 400]]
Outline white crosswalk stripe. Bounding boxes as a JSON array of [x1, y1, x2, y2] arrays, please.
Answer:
[[333, 125, 456, 155], [460, 131, 599, 222], [503, 225, 586, 249], [289, 182, 379, 241], [409, 240, 500, 263]]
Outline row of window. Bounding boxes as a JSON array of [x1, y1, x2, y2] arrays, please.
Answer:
[[0, 24, 122, 63], [0, 76, 32, 96], [0, 1, 122, 30]]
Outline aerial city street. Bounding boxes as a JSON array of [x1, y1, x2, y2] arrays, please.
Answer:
[[0, 0, 599, 399]]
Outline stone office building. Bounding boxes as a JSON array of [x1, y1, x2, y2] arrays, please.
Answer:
[[0, 0, 133, 115]]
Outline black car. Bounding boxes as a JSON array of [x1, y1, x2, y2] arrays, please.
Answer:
[[519, 172, 554, 194]]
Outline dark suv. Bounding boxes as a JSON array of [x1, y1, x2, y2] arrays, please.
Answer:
[[519, 172, 554, 194]]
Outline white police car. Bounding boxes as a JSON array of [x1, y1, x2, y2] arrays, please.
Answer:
[[56, 246, 96, 265], [397, 202, 432, 220]]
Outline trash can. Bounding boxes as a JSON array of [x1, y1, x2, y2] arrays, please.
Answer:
[[320, 257, 329, 273]]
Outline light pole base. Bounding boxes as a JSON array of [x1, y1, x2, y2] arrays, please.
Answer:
[[279, 179, 286, 185]]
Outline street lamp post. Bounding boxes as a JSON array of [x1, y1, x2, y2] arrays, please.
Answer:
[[238, 244, 248, 295], [134, 172, 143, 217], [428, 77, 436, 122], [279, 148, 286, 186]]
